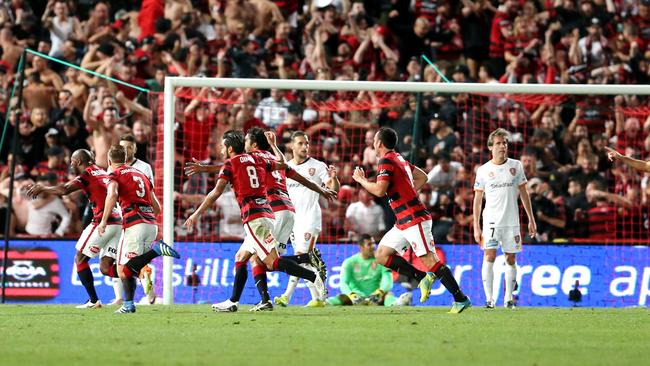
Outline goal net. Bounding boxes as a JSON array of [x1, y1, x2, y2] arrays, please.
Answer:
[[153, 79, 650, 307]]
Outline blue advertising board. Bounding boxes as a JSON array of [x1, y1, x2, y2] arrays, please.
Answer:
[[2, 240, 649, 307]]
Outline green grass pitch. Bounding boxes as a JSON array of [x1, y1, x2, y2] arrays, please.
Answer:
[[0, 305, 647, 366]]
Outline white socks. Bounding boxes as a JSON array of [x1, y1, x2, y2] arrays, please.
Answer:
[[482, 259, 494, 303], [112, 277, 124, 301], [505, 264, 517, 303], [283, 264, 319, 302]]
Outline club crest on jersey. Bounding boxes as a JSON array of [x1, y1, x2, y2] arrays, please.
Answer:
[[308, 168, 316, 176], [126, 252, 137, 259], [304, 233, 312, 241], [89, 246, 100, 254], [488, 171, 495, 178], [264, 234, 274, 245], [510, 168, 516, 176]]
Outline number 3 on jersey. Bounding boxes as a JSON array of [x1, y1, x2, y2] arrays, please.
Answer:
[[133, 176, 145, 197], [246, 166, 260, 188]]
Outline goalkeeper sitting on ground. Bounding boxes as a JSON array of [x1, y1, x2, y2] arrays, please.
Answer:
[[327, 234, 406, 306]]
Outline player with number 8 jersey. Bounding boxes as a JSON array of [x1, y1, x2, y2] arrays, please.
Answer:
[[184, 130, 327, 313]]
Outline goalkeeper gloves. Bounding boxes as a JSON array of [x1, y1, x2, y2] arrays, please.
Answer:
[[367, 289, 386, 305], [348, 292, 364, 305]]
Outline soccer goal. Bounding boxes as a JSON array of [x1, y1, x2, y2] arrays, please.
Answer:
[[159, 78, 650, 307]]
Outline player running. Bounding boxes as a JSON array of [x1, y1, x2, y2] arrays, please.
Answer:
[[352, 127, 471, 313], [110, 134, 157, 305], [273, 131, 340, 307], [99, 145, 180, 314], [26, 148, 178, 310], [184, 127, 336, 311], [473, 128, 536, 309], [184, 130, 327, 312]]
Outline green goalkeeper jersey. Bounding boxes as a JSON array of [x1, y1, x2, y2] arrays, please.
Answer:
[[340, 254, 393, 297]]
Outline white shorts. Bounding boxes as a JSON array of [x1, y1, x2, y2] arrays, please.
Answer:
[[273, 210, 295, 251], [241, 217, 279, 261], [117, 223, 158, 265], [75, 223, 121, 259], [291, 223, 320, 254], [482, 226, 522, 253], [379, 220, 435, 257]]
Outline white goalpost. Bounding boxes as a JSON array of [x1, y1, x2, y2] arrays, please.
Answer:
[[162, 77, 650, 305]]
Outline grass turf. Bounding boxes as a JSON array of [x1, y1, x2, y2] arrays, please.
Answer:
[[0, 305, 647, 366]]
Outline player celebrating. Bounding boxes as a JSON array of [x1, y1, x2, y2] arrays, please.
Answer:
[[26, 149, 122, 309], [184, 130, 327, 312], [473, 128, 536, 309], [274, 131, 340, 308], [110, 134, 157, 305], [352, 127, 471, 313], [99, 145, 180, 314], [184, 128, 336, 311], [605, 146, 650, 172]]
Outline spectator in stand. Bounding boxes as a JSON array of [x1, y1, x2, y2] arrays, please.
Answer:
[[427, 153, 462, 192], [255, 88, 290, 129], [30, 146, 68, 183], [426, 112, 457, 157], [25, 173, 71, 237], [487, 0, 519, 78], [41, 0, 84, 58], [344, 188, 386, 241], [579, 180, 633, 239]]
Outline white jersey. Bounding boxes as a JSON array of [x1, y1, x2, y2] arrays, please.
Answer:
[[474, 158, 527, 228], [109, 159, 154, 185], [287, 157, 329, 230]]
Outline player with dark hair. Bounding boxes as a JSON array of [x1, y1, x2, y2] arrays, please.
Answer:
[[185, 127, 336, 311], [184, 130, 327, 312], [99, 145, 180, 314], [26, 149, 177, 310], [353, 127, 471, 313], [273, 130, 340, 307], [326, 234, 403, 307]]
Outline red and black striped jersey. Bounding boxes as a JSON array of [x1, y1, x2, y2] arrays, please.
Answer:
[[219, 153, 275, 224], [250, 150, 295, 213], [108, 165, 156, 228], [72, 165, 122, 225], [376, 151, 431, 230]]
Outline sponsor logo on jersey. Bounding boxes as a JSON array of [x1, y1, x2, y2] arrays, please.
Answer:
[[510, 168, 516, 176], [474, 182, 480, 188], [515, 235, 521, 244], [89, 246, 100, 254], [107, 247, 117, 254], [90, 170, 104, 176], [308, 168, 316, 176]]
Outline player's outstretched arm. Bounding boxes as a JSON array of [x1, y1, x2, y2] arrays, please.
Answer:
[[184, 158, 222, 176], [412, 165, 428, 191], [184, 178, 228, 229], [265, 131, 287, 163], [98, 181, 119, 236], [286, 169, 337, 201], [518, 184, 537, 238], [25, 181, 80, 199], [352, 167, 389, 197], [604, 146, 650, 173], [472, 189, 484, 246]]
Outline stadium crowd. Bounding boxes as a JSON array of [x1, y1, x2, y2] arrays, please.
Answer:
[[0, 0, 649, 243]]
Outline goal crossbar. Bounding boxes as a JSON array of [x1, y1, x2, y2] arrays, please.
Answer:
[[161, 77, 650, 304]]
